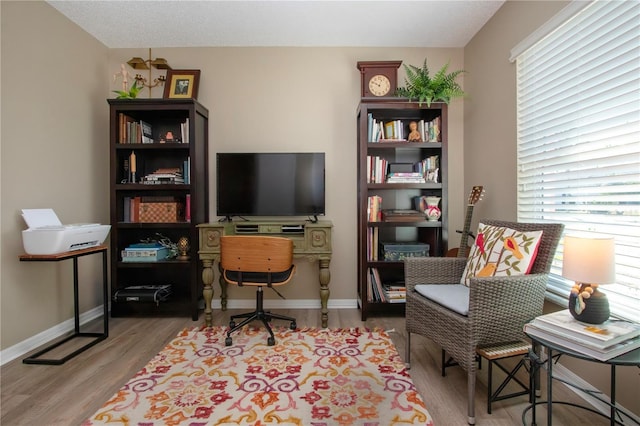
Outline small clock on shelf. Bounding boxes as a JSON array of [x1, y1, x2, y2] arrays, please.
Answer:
[[357, 60, 402, 98]]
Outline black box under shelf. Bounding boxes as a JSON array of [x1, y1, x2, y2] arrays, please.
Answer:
[[113, 284, 172, 304]]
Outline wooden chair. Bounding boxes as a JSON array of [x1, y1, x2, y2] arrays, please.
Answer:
[[404, 220, 564, 424], [220, 235, 297, 346]]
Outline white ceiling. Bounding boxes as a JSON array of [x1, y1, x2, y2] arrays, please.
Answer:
[[47, 1, 505, 48]]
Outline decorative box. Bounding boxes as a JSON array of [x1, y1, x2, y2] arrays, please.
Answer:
[[139, 201, 184, 223], [380, 242, 430, 261]]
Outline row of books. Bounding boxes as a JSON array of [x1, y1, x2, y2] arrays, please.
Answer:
[[366, 156, 439, 184], [368, 196, 428, 224], [121, 242, 174, 262], [367, 113, 442, 143], [524, 310, 640, 361], [142, 167, 185, 185], [124, 158, 190, 185], [367, 227, 380, 261], [367, 268, 406, 303], [117, 113, 190, 144], [118, 114, 154, 144]]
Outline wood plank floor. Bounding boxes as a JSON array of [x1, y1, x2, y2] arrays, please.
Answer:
[[1, 309, 612, 425]]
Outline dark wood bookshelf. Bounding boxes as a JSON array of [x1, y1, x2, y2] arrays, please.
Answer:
[[108, 98, 209, 320], [357, 100, 448, 321]]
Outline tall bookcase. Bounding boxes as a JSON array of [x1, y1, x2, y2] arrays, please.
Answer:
[[108, 99, 209, 319], [357, 100, 448, 320]]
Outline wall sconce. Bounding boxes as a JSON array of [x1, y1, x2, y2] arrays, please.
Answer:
[[127, 48, 171, 97], [562, 235, 616, 324]]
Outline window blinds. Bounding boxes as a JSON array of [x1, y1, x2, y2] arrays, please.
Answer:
[[515, 0, 640, 322]]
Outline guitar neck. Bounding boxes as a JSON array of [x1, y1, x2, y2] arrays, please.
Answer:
[[459, 205, 474, 257]]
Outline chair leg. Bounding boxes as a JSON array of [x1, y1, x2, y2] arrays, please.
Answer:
[[260, 316, 276, 346], [405, 331, 411, 369], [468, 370, 476, 425], [267, 311, 297, 326], [226, 287, 297, 346]]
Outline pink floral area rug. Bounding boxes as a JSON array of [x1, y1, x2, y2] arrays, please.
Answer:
[[83, 326, 434, 426]]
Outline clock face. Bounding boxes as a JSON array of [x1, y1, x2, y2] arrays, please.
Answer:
[[368, 74, 391, 96]]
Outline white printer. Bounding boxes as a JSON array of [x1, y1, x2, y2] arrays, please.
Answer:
[[21, 209, 111, 255]]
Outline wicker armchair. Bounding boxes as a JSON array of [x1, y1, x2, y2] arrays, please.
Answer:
[[404, 220, 563, 424]]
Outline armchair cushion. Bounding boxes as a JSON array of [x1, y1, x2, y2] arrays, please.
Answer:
[[460, 222, 543, 286], [415, 284, 469, 316]]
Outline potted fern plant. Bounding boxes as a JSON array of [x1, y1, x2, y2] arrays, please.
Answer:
[[396, 59, 466, 107]]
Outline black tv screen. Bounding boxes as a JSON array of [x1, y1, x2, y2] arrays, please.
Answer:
[[217, 152, 325, 218]]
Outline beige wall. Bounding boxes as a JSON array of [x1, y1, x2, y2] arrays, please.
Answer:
[[464, 0, 570, 225], [1, 1, 109, 349], [465, 0, 639, 414]]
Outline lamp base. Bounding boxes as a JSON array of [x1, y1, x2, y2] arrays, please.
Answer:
[[569, 288, 610, 324]]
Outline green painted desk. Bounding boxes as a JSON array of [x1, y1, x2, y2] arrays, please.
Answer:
[[197, 221, 332, 327]]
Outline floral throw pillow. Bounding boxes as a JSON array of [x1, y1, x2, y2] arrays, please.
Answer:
[[460, 223, 543, 286]]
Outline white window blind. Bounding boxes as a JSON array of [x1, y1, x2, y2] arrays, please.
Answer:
[[515, 0, 640, 322]]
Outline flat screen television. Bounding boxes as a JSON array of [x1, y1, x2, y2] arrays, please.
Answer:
[[217, 152, 325, 219]]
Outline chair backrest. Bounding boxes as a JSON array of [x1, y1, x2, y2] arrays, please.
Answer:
[[220, 235, 294, 273], [480, 219, 564, 275]]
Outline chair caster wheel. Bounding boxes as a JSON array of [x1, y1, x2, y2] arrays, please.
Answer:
[[229, 321, 236, 329], [267, 337, 275, 346], [290, 322, 297, 330], [225, 336, 232, 346]]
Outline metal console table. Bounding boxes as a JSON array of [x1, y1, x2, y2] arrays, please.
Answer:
[[19, 245, 109, 365], [523, 332, 640, 425]]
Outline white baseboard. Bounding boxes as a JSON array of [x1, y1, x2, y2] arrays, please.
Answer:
[[0, 305, 105, 366], [211, 298, 358, 310], [1, 299, 359, 365]]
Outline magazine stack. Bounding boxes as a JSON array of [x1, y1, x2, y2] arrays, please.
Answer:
[[523, 310, 640, 361]]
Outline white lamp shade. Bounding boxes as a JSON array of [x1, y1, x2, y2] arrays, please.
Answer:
[[562, 235, 616, 284]]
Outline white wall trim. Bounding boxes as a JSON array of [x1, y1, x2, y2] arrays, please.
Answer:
[[509, 0, 592, 62], [0, 305, 105, 366], [211, 298, 358, 310], [1, 299, 360, 365]]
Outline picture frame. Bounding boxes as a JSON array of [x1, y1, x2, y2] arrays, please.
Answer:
[[163, 69, 201, 99]]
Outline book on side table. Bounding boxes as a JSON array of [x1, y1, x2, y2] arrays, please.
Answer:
[[524, 310, 640, 361]]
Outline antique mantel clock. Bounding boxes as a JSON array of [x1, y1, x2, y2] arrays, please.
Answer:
[[357, 61, 402, 98]]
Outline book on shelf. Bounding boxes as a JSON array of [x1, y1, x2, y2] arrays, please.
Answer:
[[523, 322, 640, 361], [181, 118, 190, 144], [140, 120, 153, 144], [142, 167, 184, 184], [367, 156, 388, 183], [531, 310, 640, 349], [121, 246, 171, 262], [127, 242, 164, 249], [367, 227, 379, 261], [368, 195, 382, 222], [368, 267, 386, 302], [183, 158, 191, 184], [382, 209, 424, 222], [383, 283, 406, 303], [185, 194, 191, 222], [386, 175, 426, 183]]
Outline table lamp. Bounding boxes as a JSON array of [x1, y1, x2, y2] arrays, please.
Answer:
[[562, 235, 615, 324]]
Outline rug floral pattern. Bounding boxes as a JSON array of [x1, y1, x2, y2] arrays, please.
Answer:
[[84, 326, 434, 425]]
